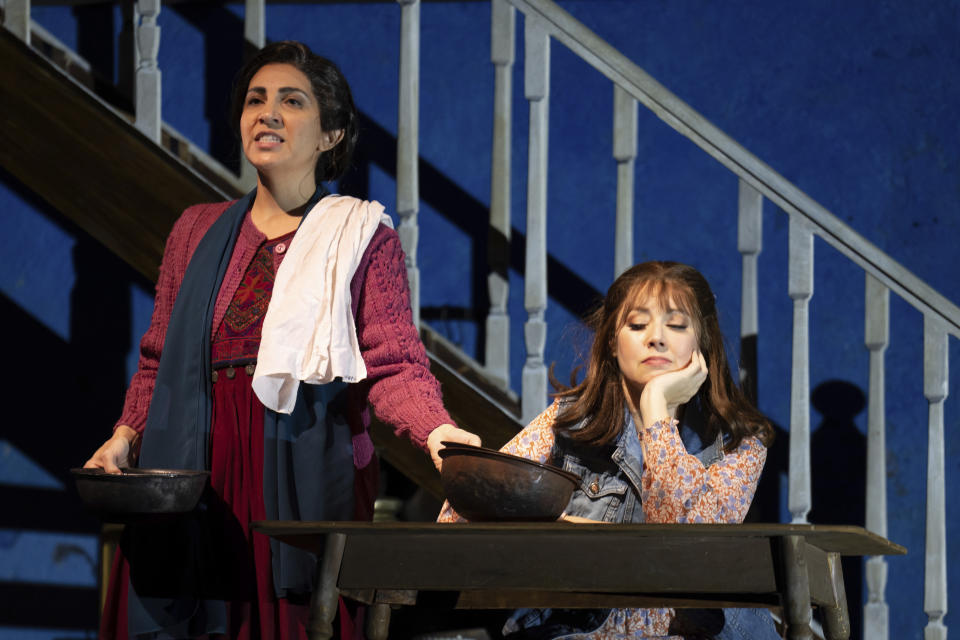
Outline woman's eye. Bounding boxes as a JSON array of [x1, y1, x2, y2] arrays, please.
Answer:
[[245, 96, 262, 106], [629, 323, 646, 331], [286, 97, 303, 107], [668, 324, 688, 331]]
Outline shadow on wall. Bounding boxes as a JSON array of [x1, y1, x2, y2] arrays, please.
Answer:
[[0, 168, 149, 631], [75, 2, 246, 172], [171, 2, 246, 174], [810, 380, 867, 640], [76, 1, 604, 359], [748, 379, 867, 639], [343, 110, 606, 359]]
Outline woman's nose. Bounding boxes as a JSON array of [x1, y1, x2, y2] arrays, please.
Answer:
[[646, 325, 665, 348], [259, 110, 282, 127]]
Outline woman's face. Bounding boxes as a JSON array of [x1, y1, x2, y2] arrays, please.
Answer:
[[239, 63, 340, 182], [615, 292, 699, 393]]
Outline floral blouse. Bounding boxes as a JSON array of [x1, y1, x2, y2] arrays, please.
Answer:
[[437, 399, 768, 639]]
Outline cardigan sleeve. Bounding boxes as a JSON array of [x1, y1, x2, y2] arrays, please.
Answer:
[[354, 226, 453, 450], [113, 203, 230, 434], [640, 420, 767, 524]]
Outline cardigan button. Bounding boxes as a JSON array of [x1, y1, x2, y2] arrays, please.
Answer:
[[225, 366, 236, 379], [275, 242, 287, 254], [211, 370, 219, 383], [245, 364, 256, 376]]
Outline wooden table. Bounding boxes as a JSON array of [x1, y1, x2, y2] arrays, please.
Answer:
[[251, 521, 905, 640]]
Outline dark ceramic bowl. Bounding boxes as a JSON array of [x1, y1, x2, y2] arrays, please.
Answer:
[[71, 468, 209, 521], [438, 442, 580, 522]]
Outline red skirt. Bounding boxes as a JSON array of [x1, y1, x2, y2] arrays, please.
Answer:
[[100, 368, 376, 639]]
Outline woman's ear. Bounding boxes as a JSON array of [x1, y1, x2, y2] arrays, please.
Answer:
[[318, 128, 345, 152]]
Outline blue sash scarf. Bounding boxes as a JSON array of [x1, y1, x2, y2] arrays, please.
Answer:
[[126, 187, 355, 637]]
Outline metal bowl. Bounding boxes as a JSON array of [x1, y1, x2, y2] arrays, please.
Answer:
[[71, 468, 209, 521], [438, 442, 580, 522]]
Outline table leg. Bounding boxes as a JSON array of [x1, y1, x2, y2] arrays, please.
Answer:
[[307, 532, 347, 640], [781, 535, 813, 640], [366, 602, 392, 640], [821, 552, 850, 640]]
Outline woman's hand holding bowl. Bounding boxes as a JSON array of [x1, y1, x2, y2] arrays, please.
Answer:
[[83, 425, 139, 474], [427, 423, 481, 471]]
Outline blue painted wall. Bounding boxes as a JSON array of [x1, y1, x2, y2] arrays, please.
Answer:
[[3, 1, 958, 638]]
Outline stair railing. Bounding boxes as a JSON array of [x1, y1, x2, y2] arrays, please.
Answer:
[[2, 0, 30, 42], [4, 1, 957, 638], [485, 1, 957, 639], [397, 0, 421, 327]]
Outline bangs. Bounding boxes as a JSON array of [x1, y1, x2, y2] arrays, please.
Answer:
[[618, 279, 700, 335]]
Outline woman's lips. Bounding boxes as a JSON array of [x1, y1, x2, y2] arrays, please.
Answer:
[[642, 357, 671, 365]]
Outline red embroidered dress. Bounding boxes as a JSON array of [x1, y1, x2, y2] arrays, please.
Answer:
[[103, 199, 452, 640], [207, 229, 312, 637], [211, 231, 294, 370]]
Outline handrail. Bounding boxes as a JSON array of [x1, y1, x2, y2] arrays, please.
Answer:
[[494, 4, 951, 638], [3, 2, 954, 638], [508, 0, 960, 339]]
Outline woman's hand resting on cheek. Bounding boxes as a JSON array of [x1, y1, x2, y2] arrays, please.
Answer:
[[638, 350, 708, 427]]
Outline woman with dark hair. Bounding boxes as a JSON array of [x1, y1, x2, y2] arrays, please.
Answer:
[[439, 261, 780, 639], [85, 40, 479, 639]]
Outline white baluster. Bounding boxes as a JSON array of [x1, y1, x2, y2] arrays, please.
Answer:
[[244, 0, 264, 50], [787, 216, 813, 524], [737, 180, 762, 401], [612, 84, 637, 278], [135, 0, 162, 143], [397, 0, 420, 327], [240, 0, 265, 190], [485, 0, 515, 390], [923, 314, 948, 640], [3, 0, 30, 43], [521, 15, 550, 424], [864, 273, 890, 640]]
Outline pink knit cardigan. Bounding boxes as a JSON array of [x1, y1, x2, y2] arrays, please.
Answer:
[[115, 200, 453, 451]]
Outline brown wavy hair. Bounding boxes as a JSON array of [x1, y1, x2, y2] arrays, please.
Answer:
[[552, 261, 773, 452]]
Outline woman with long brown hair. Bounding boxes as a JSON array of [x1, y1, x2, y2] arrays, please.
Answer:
[[439, 261, 779, 639]]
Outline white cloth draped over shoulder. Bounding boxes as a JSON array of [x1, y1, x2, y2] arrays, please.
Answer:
[[251, 195, 394, 413]]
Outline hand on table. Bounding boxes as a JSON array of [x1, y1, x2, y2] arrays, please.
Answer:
[[560, 514, 608, 524]]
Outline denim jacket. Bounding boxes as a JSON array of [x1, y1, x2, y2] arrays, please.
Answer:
[[503, 409, 781, 640], [553, 409, 724, 523]]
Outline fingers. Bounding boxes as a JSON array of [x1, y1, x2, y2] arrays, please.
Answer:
[[446, 429, 481, 447], [426, 424, 482, 473], [101, 452, 123, 475], [560, 514, 608, 524], [682, 350, 708, 384], [693, 349, 708, 381], [84, 451, 120, 474], [684, 349, 707, 375], [84, 438, 128, 474], [645, 350, 708, 411]]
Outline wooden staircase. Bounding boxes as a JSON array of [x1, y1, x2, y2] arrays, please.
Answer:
[[0, 25, 523, 500]]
